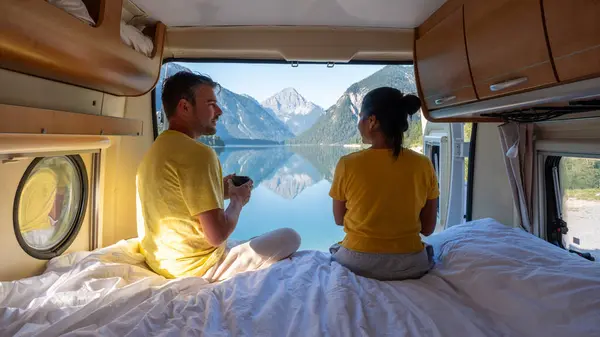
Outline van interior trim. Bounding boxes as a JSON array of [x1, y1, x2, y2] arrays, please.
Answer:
[[429, 76, 600, 120], [90, 153, 102, 251], [164, 26, 414, 62], [0, 135, 111, 157], [465, 123, 477, 222], [0, 104, 143, 137], [537, 141, 600, 157]]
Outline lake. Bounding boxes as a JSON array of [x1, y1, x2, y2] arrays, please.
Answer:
[[219, 145, 360, 251]]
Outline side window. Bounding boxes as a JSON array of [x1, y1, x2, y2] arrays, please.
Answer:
[[13, 156, 88, 259], [554, 156, 599, 261]]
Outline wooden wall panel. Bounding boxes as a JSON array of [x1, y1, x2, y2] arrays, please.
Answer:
[[0, 104, 143, 137]]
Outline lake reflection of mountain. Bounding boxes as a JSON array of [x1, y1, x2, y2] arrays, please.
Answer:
[[262, 154, 321, 199], [217, 146, 360, 200], [218, 147, 292, 187], [290, 146, 358, 182]]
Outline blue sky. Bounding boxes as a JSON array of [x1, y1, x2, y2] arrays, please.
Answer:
[[179, 62, 385, 109]]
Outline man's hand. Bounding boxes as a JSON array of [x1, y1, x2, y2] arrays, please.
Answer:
[[223, 173, 236, 200], [197, 178, 253, 247], [228, 179, 253, 206]]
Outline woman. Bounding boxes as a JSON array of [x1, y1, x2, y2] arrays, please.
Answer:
[[329, 87, 439, 281]]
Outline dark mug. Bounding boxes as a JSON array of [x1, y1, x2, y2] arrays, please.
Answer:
[[231, 175, 251, 187]]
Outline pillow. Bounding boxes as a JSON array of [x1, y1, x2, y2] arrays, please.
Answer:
[[47, 0, 95, 26], [120, 22, 154, 57]]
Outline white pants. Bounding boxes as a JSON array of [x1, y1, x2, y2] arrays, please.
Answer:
[[202, 228, 301, 282]]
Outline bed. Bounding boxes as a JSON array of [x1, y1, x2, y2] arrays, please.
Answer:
[[1, 218, 599, 336]]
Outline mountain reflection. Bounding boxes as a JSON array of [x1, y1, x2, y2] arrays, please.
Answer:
[[218, 146, 359, 199]]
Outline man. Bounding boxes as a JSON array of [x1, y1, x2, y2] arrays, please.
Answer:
[[136, 71, 301, 281]]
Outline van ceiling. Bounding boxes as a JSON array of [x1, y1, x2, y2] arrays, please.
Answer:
[[129, 0, 447, 28]]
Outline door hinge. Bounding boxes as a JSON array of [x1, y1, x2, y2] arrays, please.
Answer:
[[453, 139, 470, 158]]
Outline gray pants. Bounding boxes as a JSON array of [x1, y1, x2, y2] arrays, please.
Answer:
[[330, 244, 434, 281]]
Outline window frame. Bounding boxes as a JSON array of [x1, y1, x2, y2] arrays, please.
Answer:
[[546, 153, 600, 250], [12, 155, 89, 260], [544, 155, 564, 247], [465, 123, 478, 222], [149, 58, 477, 229], [536, 139, 600, 248]]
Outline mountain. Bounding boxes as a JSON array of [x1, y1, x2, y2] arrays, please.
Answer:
[[154, 63, 294, 143], [261, 88, 325, 135], [290, 65, 422, 146], [261, 154, 322, 199], [216, 88, 294, 142]]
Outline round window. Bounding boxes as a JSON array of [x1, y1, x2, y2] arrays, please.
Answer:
[[13, 155, 88, 259]]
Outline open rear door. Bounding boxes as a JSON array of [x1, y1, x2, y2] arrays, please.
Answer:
[[422, 121, 469, 230]]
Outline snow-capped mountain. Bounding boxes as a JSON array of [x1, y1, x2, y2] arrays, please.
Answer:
[[216, 88, 294, 142], [261, 88, 325, 135]]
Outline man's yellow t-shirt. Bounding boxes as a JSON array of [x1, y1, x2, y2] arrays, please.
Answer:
[[136, 130, 225, 278], [329, 148, 439, 254]]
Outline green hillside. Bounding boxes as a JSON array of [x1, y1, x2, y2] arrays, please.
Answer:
[[290, 65, 422, 146]]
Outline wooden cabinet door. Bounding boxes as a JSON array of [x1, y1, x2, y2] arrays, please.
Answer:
[[415, 6, 477, 110], [544, 0, 600, 82], [465, 0, 556, 99]]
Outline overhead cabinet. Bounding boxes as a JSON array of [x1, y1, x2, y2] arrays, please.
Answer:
[[544, 0, 600, 82], [415, 7, 477, 111], [464, 0, 557, 99], [0, 0, 165, 96]]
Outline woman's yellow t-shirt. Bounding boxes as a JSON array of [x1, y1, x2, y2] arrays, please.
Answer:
[[329, 148, 439, 254], [136, 130, 225, 278]]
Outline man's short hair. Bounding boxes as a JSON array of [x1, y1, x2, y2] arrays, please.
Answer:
[[161, 71, 220, 120]]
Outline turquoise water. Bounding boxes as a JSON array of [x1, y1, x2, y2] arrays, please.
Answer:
[[220, 146, 360, 251]]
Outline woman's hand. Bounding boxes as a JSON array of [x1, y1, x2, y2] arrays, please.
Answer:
[[420, 198, 438, 236], [332, 199, 346, 226]]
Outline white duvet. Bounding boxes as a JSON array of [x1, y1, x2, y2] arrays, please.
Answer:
[[1, 219, 599, 337]]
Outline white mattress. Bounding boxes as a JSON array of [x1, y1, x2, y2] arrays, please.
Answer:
[[1, 218, 599, 336]]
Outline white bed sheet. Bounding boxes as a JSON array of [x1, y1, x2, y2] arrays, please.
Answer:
[[0, 218, 598, 337]]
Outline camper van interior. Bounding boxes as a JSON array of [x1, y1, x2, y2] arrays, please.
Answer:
[[0, 0, 599, 335]]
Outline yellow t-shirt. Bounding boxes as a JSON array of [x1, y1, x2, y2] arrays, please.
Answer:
[[329, 148, 439, 254], [136, 130, 225, 278]]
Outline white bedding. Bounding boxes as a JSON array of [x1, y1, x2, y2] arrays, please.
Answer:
[[1, 218, 599, 337], [47, 0, 155, 57]]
